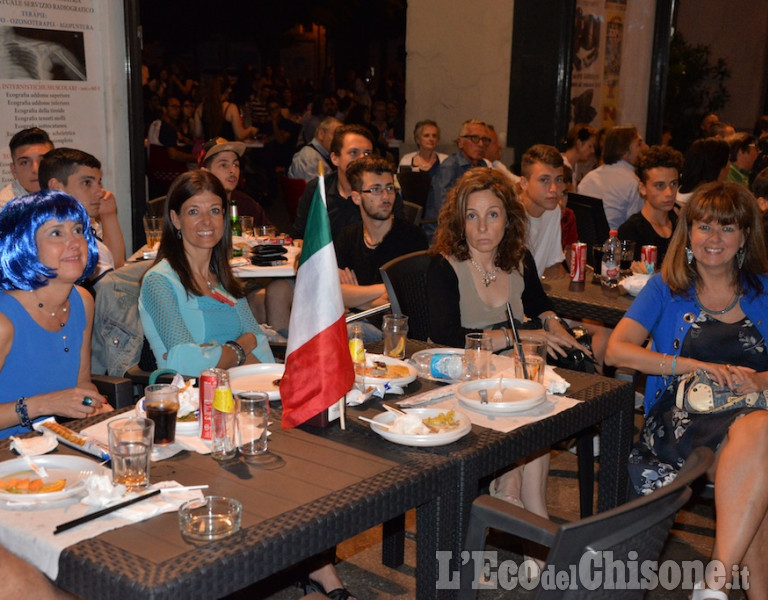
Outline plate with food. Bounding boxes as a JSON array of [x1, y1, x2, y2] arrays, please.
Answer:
[[229, 363, 285, 400], [355, 354, 417, 387], [0, 455, 106, 504], [409, 348, 515, 384], [457, 377, 547, 415], [136, 379, 200, 435], [367, 408, 472, 447]]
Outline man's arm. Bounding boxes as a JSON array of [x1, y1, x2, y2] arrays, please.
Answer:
[[341, 283, 388, 311], [98, 190, 125, 268]]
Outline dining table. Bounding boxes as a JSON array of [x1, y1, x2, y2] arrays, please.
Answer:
[[541, 275, 635, 327], [0, 341, 634, 600]]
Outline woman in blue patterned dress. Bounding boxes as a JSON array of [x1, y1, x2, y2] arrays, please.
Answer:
[[606, 182, 768, 599]]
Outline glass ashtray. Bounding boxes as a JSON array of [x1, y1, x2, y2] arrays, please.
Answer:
[[179, 496, 242, 542]]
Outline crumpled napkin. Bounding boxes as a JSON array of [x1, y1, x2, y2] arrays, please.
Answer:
[[80, 478, 204, 521], [172, 374, 198, 419], [81, 474, 127, 507], [543, 366, 570, 394], [345, 382, 404, 406], [9, 432, 58, 456]]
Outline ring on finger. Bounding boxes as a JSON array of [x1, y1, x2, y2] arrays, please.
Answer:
[[82, 396, 93, 407]]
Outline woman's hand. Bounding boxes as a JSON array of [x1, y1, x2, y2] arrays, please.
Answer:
[[28, 387, 110, 420], [697, 361, 759, 393], [520, 328, 591, 359]]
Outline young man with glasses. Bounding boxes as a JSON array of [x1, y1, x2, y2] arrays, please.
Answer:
[[334, 156, 427, 310], [422, 119, 492, 240], [146, 96, 196, 164]]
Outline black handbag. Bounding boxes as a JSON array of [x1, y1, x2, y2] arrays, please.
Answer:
[[517, 317, 595, 373]]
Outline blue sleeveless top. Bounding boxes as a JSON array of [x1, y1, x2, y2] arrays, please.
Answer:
[[0, 288, 85, 438]]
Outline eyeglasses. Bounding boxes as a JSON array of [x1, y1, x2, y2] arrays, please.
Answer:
[[360, 184, 396, 197], [460, 135, 492, 146]]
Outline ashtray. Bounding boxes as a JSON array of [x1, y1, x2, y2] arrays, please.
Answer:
[[178, 496, 242, 542]]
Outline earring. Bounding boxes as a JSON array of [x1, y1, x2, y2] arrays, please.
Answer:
[[176, 229, 182, 240], [737, 247, 746, 269], [685, 247, 694, 265]]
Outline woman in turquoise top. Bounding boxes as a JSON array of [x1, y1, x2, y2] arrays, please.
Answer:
[[139, 170, 273, 377], [0, 191, 111, 438]]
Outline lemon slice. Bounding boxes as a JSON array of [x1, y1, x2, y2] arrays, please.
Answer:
[[349, 338, 365, 363], [387, 337, 405, 357], [212, 387, 235, 413]]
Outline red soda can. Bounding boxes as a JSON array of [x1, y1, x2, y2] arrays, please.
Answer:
[[199, 369, 220, 440], [641, 245, 658, 273], [570, 242, 587, 282]]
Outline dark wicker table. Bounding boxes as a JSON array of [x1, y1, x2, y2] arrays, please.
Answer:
[[0, 413, 455, 600], [542, 276, 635, 327], [360, 339, 635, 588]]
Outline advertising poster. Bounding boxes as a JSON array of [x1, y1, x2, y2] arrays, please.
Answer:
[[0, 1, 106, 187], [570, 0, 627, 130]]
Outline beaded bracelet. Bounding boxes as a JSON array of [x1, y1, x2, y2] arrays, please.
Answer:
[[15, 397, 32, 429], [225, 341, 247, 367], [660, 354, 668, 379], [671, 355, 677, 378]]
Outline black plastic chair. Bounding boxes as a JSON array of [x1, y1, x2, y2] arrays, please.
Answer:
[[397, 170, 432, 208], [458, 446, 714, 599], [379, 250, 431, 341]]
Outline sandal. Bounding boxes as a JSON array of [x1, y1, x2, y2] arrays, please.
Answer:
[[489, 477, 524, 508], [300, 576, 356, 600]]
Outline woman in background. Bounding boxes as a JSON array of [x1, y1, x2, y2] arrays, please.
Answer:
[[398, 119, 448, 177]]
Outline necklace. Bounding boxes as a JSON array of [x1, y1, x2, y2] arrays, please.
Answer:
[[470, 258, 499, 287], [33, 293, 68, 328], [205, 279, 235, 306], [695, 289, 740, 315], [363, 226, 382, 249]]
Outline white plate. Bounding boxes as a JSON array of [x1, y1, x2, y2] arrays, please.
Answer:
[[457, 377, 547, 415], [409, 348, 515, 384], [620, 274, 651, 297], [355, 354, 417, 387], [229, 363, 285, 400], [368, 408, 472, 447], [135, 398, 199, 436], [0, 455, 105, 504]]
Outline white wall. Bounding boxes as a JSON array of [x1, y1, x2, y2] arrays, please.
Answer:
[[98, 2, 133, 251], [404, 0, 515, 157]]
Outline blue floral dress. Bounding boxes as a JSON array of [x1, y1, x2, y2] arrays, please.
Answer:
[[629, 313, 768, 494]]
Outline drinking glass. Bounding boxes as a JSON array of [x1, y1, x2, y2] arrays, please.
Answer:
[[238, 216, 254, 237], [236, 392, 269, 457], [108, 417, 154, 491], [619, 240, 636, 277], [382, 314, 409, 359], [513, 337, 548, 384], [591, 244, 604, 284], [465, 333, 492, 380], [142, 215, 162, 249], [144, 384, 179, 445]]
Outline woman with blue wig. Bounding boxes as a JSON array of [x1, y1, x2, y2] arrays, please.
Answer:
[[0, 190, 112, 438]]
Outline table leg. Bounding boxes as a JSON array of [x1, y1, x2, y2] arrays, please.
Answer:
[[382, 514, 405, 568], [597, 392, 634, 512]]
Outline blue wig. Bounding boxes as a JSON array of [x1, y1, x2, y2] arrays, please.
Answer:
[[0, 190, 99, 290]]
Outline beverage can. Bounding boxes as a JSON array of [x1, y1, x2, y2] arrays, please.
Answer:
[[570, 242, 587, 282], [641, 245, 658, 273], [199, 369, 219, 440]]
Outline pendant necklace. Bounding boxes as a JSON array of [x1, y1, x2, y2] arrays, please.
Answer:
[[694, 289, 740, 315], [33, 292, 70, 352], [470, 258, 499, 287], [363, 226, 383, 249]]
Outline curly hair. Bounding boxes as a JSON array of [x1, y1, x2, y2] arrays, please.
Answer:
[[634, 145, 684, 183], [0, 190, 98, 290], [663, 181, 768, 296], [156, 169, 243, 299], [429, 167, 528, 273]]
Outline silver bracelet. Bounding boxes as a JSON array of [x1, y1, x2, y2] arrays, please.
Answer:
[[542, 314, 565, 332], [224, 341, 246, 367], [502, 328, 512, 349]]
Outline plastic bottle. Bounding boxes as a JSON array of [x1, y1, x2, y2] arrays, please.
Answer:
[[412, 353, 465, 380], [600, 229, 621, 289], [348, 324, 365, 375], [211, 372, 237, 461]]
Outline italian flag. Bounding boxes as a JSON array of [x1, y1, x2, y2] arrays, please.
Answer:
[[280, 176, 355, 428]]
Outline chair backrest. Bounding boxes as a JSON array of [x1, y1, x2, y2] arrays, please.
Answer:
[[541, 446, 713, 598], [568, 192, 609, 249], [146, 196, 167, 217], [279, 176, 307, 222], [379, 250, 431, 341], [401, 200, 423, 225], [397, 170, 432, 208]]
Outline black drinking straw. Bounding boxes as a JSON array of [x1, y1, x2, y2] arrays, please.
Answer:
[[506, 303, 529, 380]]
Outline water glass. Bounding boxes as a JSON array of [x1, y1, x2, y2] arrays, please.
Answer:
[[513, 337, 548, 384], [465, 333, 492, 380], [144, 384, 179, 445], [619, 240, 636, 276], [238, 216, 254, 236], [108, 417, 154, 491], [382, 314, 409, 359], [236, 392, 269, 457], [142, 215, 162, 249]]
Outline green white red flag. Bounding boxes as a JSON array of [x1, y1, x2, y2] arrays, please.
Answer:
[[280, 176, 354, 428]]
